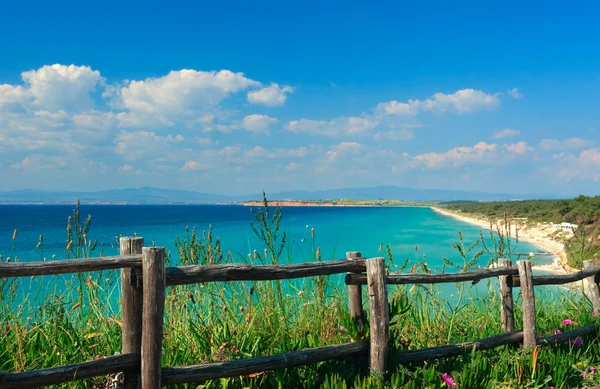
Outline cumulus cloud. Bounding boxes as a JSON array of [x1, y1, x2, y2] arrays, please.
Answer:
[[493, 128, 520, 139], [247, 83, 294, 106], [377, 89, 500, 116], [114, 131, 184, 160], [508, 88, 524, 99], [552, 148, 600, 181], [539, 138, 595, 151], [242, 114, 279, 134], [180, 160, 209, 172], [413, 141, 532, 169], [287, 115, 379, 137]]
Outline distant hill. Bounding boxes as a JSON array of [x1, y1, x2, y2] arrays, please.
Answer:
[[0, 186, 559, 204]]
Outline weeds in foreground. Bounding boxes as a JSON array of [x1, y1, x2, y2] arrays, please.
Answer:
[[1, 204, 600, 388]]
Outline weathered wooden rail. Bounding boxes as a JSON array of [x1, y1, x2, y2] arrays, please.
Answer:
[[1, 237, 600, 389]]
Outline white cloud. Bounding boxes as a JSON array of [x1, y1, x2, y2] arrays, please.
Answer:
[[493, 128, 520, 139], [508, 88, 524, 99], [21, 64, 103, 111], [114, 131, 184, 160], [247, 83, 294, 107], [539, 138, 595, 151], [113, 69, 260, 125], [413, 141, 532, 169], [551, 148, 600, 181], [242, 114, 279, 134], [0, 84, 31, 109], [287, 115, 379, 137], [181, 160, 209, 172], [118, 164, 134, 173], [504, 141, 533, 154], [377, 89, 501, 116], [326, 142, 362, 162]]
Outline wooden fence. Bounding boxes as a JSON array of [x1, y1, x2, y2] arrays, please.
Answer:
[[1, 237, 600, 388]]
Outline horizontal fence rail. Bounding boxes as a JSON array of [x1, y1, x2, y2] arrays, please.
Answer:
[[345, 266, 600, 286], [0, 254, 142, 278], [2, 236, 600, 389], [165, 259, 366, 286], [161, 341, 369, 385], [0, 353, 140, 389]]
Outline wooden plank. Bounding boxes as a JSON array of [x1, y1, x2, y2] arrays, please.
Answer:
[[121, 237, 144, 389], [0, 255, 142, 278], [583, 260, 600, 316], [165, 259, 366, 286], [141, 247, 166, 389], [366, 257, 389, 378], [498, 259, 515, 332], [346, 267, 600, 287], [161, 341, 368, 385], [346, 252, 365, 333], [395, 323, 598, 364], [517, 260, 536, 349], [0, 353, 140, 389], [510, 268, 600, 287], [396, 331, 523, 363], [346, 266, 518, 285]]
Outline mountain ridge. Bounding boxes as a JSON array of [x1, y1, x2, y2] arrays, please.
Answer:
[[0, 186, 561, 204]]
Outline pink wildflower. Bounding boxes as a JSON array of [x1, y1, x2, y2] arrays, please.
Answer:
[[583, 371, 588, 378], [537, 333, 542, 339], [339, 326, 345, 331], [593, 311, 598, 317], [570, 337, 583, 346], [441, 373, 456, 388], [591, 366, 595, 374], [563, 319, 573, 325], [553, 329, 562, 335]]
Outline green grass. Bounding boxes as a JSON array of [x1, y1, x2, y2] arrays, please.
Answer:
[[2, 199, 600, 388]]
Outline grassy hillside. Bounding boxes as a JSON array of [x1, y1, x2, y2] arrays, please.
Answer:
[[444, 195, 600, 268]]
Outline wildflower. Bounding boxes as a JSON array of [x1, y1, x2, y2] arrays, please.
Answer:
[[583, 371, 588, 378], [591, 366, 595, 374], [12, 229, 17, 240], [537, 333, 542, 339], [570, 338, 583, 346], [553, 329, 562, 335], [563, 319, 573, 325], [593, 311, 598, 317], [477, 324, 483, 331], [441, 373, 456, 388], [339, 326, 345, 331]]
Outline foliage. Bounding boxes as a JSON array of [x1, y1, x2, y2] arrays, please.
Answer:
[[2, 202, 600, 388], [445, 195, 600, 268]]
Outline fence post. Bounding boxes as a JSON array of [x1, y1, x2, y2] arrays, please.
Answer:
[[583, 260, 600, 316], [517, 260, 536, 349], [142, 247, 166, 389], [346, 251, 364, 333], [366, 257, 389, 378], [120, 237, 144, 389], [498, 259, 514, 333]]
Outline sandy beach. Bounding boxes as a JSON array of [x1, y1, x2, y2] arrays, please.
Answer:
[[431, 206, 570, 275]]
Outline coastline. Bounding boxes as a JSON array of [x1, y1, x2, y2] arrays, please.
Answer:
[[430, 206, 570, 276]]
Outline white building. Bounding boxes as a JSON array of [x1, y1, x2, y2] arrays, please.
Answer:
[[559, 222, 578, 231]]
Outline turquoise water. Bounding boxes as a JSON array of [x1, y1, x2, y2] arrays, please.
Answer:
[[1, 204, 555, 304], [0, 205, 548, 268]]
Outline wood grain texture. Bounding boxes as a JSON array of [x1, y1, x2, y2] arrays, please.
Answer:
[[120, 237, 144, 389], [498, 259, 515, 333], [0, 255, 141, 278], [583, 260, 600, 316], [366, 257, 389, 377], [0, 353, 140, 389], [346, 252, 365, 333], [161, 341, 368, 385], [517, 260, 536, 349], [165, 259, 366, 286], [141, 247, 166, 389]]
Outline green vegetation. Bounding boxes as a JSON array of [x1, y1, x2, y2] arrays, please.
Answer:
[[1, 200, 600, 388], [444, 195, 600, 269]]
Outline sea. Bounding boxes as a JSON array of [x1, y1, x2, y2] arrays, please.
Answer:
[[0, 204, 548, 267], [0, 204, 556, 304]]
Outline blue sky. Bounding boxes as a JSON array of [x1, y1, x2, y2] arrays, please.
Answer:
[[0, 1, 599, 197]]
